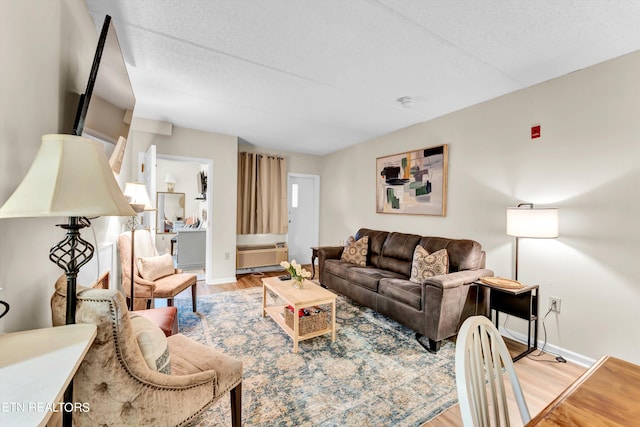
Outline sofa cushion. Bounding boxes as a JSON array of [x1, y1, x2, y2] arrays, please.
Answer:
[[378, 232, 422, 276], [341, 236, 369, 266], [324, 259, 360, 280], [354, 228, 389, 267], [378, 278, 422, 310], [418, 237, 483, 272], [345, 267, 407, 292], [410, 246, 449, 283]]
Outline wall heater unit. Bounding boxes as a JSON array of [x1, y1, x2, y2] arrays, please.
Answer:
[[236, 243, 288, 269]]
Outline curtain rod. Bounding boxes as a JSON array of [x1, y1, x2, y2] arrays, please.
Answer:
[[239, 151, 284, 160]]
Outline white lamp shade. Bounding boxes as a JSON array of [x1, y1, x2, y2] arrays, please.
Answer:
[[0, 134, 135, 218], [164, 174, 176, 184], [507, 207, 559, 238], [124, 182, 155, 213]]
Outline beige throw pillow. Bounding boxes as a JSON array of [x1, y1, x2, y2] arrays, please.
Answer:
[[341, 236, 369, 266], [410, 246, 449, 283], [136, 253, 175, 281], [130, 313, 172, 374]]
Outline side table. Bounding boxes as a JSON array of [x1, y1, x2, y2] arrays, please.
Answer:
[[310, 246, 320, 279], [0, 324, 97, 426], [476, 280, 539, 361]]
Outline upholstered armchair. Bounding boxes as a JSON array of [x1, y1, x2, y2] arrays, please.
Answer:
[[51, 279, 242, 426], [118, 230, 197, 311]]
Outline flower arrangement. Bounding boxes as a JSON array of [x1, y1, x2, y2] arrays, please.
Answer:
[[280, 260, 312, 289]]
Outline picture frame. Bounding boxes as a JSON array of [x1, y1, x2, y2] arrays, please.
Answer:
[[376, 144, 448, 216]]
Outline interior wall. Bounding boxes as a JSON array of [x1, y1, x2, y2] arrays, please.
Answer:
[[130, 126, 238, 284], [0, 0, 119, 333], [319, 51, 640, 364]]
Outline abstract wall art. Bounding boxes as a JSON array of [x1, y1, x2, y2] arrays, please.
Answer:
[[376, 144, 448, 216]]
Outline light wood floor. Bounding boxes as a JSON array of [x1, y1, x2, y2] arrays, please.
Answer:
[[183, 268, 587, 427]]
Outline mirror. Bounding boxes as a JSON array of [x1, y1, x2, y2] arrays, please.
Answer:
[[156, 192, 185, 233]]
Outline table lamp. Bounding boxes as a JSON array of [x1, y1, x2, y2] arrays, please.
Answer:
[[0, 134, 136, 427], [123, 182, 155, 310], [506, 203, 559, 280], [0, 134, 135, 324], [164, 174, 176, 192]]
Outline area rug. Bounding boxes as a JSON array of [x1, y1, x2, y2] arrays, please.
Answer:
[[176, 287, 457, 426]]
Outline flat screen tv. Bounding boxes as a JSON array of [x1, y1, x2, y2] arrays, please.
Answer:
[[72, 15, 135, 151]]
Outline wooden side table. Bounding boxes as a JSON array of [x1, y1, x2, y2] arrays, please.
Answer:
[[476, 280, 539, 361], [310, 246, 320, 279]]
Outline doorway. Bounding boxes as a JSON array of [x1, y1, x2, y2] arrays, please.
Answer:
[[139, 148, 213, 282], [287, 173, 320, 266]]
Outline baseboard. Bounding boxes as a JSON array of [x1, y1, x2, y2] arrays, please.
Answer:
[[206, 276, 238, 285], [500, 325, 595, 368]]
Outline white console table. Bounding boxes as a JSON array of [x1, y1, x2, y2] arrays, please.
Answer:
[[0, 324, 97, 426], [175, 229, 206, 270]]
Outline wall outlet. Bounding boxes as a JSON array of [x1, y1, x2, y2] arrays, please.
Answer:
[[549, 296, 561, 313], [224, 252, 230, 260]]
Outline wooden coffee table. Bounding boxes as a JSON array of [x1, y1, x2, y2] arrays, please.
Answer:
[[262, 276, 337, 353]]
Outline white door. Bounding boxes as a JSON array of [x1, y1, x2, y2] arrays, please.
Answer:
[[287, 174, 319, 267], [138, 145, 157, 240]]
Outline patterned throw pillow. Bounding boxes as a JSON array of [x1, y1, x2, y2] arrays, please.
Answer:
[[130, 314, 172, 374], [410, 246, 449, 283], [341, 236, 369, 266]]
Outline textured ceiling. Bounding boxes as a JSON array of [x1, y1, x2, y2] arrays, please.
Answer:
[[84, 0, 640, 155]]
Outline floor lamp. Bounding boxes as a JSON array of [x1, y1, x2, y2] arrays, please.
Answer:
[[0, 134, 135, 426], [123, 182, 155, 311], [506, 203, 559, 281]]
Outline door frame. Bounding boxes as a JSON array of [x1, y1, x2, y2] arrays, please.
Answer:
[[287, 173, 320, 260], [153, 153, 214, 283]]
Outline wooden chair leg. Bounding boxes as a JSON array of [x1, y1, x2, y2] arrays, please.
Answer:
[[167, 298, 174, 307], [191, 284, 197, 312], [230, 383, 242, 427]]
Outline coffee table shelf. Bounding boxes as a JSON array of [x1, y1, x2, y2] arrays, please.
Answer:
[[262, 277, 337, 353]]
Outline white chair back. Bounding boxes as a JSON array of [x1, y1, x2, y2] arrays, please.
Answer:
[[455, 316, 531, 427]]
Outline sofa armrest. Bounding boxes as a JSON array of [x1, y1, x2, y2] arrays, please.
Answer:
[[423, 268, 494, 290], [317, 246, 344, 284], [421, 268, 494, 344]]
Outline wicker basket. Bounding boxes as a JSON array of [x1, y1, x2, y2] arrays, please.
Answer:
[[284, 306, 328, 335]]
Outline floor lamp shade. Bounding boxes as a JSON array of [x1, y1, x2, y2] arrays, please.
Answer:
[[506, 205, 558, 281], [506, 207, 559, 238], [124, 182, 154, 213], [0, 134, 135, 218]]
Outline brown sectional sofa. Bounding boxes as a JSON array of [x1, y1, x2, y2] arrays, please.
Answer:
[[317, 228, 493, 352]]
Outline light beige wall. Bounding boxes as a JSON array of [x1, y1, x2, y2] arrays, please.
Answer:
[[0, 0, 108, 332], [238, 139, 323, 175], [320, 51, 640, 364], [130, 126, 238, 283]]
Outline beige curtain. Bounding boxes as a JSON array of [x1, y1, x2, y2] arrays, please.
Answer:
[[237, 152, 288, 234]]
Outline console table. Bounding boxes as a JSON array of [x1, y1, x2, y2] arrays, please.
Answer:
[[476, 280, 539, 361], [0, 324, 97, 426]]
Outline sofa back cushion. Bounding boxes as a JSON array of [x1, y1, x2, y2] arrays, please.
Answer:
[[417, 236, 483, 272], [378, 232, 422, 277], [354, 228, 389, 267]]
